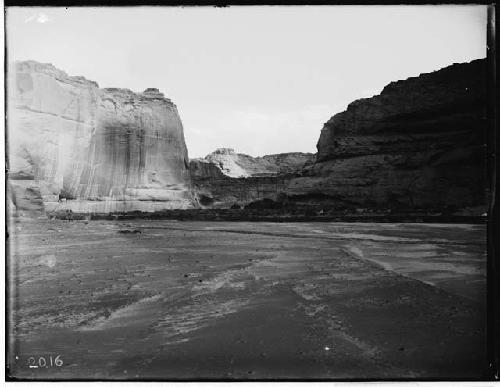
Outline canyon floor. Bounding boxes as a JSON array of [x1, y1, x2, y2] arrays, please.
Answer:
[[8, 219, 487, 380]]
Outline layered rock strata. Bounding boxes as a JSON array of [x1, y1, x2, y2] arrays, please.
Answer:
[[286, 59, 488, 212], [190, 149, 314, 208], [199, 148, 315, 177], [9, 58, 487, 216], [190, 59, 487, 213], [8, 61, 194, 214]]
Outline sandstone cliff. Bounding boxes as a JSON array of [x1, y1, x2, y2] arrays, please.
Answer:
[[9, 59, 487, 216], [8, 61, 194, 214], [190, 59, 487, 213], [287, 59, 488, 212], [190, 149, 314, 207]]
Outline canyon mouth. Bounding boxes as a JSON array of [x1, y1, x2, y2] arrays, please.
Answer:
[[7, 58, 488, 220], [6, 54, 491, 379]]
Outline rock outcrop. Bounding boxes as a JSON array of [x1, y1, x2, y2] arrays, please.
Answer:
[[8, 61, 194, 214], [190, 149, 314, 208], [190, 59, 488, 213], [287, 59, 488, 212], [9, 58, 487, 216], [197, 148, 315, 178]]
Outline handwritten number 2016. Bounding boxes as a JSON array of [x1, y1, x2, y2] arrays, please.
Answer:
[[27, 355, 63, 368]]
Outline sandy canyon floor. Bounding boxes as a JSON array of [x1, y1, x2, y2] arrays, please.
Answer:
[[7, 219, 487, 380]]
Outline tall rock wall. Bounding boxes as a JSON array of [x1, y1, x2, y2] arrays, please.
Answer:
[[286, 59, 488, 213], [8, 61, 194, 214]]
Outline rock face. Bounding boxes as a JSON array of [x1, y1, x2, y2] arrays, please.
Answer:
[[287, 59, 488, 212], [190, 60, 487, 213], [199, 148, 315, 178], [190, 149, 314, 207], [9, 59, 487, 215], [8, 61, 194, 214]]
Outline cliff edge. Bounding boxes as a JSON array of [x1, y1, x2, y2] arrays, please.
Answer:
[[8, 60, 194, 214], [287, 59, 488, 213]]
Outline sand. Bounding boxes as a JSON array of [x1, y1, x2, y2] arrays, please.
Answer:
[[7, 219, 487, 380]]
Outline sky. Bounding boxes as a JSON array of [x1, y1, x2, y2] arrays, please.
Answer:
[[7, 6, 487, 158]]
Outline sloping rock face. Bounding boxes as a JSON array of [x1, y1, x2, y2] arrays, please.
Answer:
[[8, 61, 194, 214], [190, 149, 314, 207], [287, 59, 488, 212], [200, 148, 314, 177], [261, 152, 316, 174]]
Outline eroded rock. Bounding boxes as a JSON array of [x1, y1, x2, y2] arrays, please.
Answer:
[[8, 60, 194, 214], [288, 59, 488, 212], [190, 149, 314, 208]]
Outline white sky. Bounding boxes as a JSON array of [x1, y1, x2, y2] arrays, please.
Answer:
[[7, 6, 487, 158]]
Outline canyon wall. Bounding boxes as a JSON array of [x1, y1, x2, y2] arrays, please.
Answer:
[[9, 58, 488, 216], [285, 59, 488, 213], [8, 61, 194, 214], [190, 149, 314, 208], [189, 59, 488, 214]]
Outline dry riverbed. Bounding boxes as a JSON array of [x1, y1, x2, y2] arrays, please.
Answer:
[[7, 219, 487, 380]]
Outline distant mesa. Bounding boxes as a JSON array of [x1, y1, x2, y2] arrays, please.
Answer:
[[189, 149, 314, 208], [192, 149, 315, 178]]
